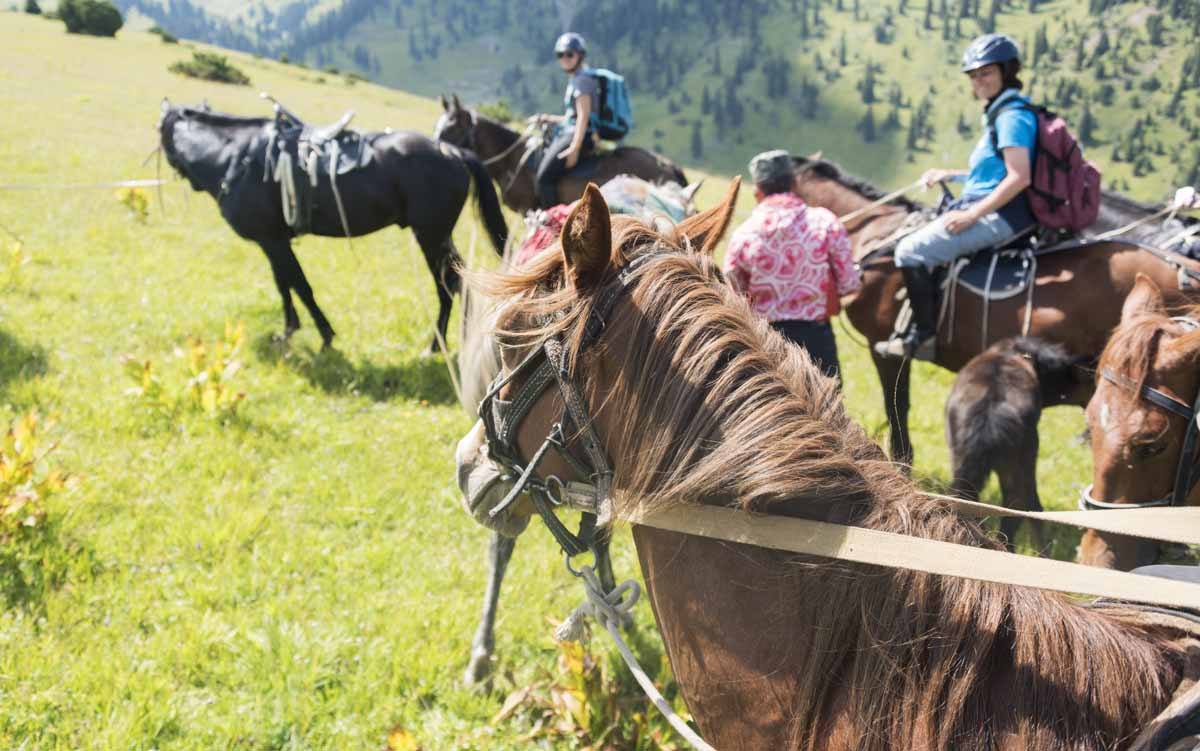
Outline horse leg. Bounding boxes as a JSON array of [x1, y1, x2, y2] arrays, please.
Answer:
[[264, 238, 336, 349], [259, 241, 301, 340], [463, 531, 517, 686], [413, 227, 459, 354], [872, 352, 914, 466], [998, 437, 1046, 553]]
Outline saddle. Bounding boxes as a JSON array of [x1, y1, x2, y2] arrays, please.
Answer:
[[262, 103, 375, 235]]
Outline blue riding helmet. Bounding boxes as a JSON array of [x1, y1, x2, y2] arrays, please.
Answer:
[[961, 33, 1020, 72], [554, 32, 586, 56]]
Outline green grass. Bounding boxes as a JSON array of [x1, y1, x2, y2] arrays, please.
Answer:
[[0, 12, 1091, 749]]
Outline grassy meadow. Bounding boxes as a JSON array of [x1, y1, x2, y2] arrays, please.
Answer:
[[0, 13, 1091, 749]]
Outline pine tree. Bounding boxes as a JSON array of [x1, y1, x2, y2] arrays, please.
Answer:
[[24, 0, 41, 14], [924, 0, 933, 29], [691, 122, 703, 159], [858, 106, 877, 142], [838, 32, 848, 67], [1078, 101, 1098, 145]]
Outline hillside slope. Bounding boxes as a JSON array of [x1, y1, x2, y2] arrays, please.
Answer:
[[119, 0, 1200, 202]]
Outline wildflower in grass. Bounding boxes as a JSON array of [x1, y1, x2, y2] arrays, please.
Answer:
[[0, 411, 76, 542]]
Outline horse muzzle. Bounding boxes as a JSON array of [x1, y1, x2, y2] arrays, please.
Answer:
[[455, 420, 531, 538]]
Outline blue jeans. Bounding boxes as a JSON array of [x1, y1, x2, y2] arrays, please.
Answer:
[[894, 211, 1018, 270]]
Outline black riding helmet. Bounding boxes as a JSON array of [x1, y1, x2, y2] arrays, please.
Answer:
[[554, 32, 586, 57], [961, 33, 1020, 72]]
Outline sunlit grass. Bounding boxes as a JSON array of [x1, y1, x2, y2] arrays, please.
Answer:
[[0, 13, 1090, 749]]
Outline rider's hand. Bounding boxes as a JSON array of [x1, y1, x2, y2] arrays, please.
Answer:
[[1173, 186, 1199, 211], [942, 209, 978, 236], [527, 114, 548, 126], [559, 146, 580, 169], [920, 168, 951, 188]]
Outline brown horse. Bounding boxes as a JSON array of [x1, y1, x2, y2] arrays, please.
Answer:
[[945, 337, 1089, 551], [1080, 274, 1200, 570], [790, 157, 1200, 465], [465, 183, 1198, 750], [433, 94, 686, 215]]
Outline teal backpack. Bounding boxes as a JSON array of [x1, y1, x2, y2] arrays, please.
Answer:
[[587, 68, 634, 141]]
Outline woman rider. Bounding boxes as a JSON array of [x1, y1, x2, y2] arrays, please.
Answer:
[[875, 33, 1037, 360], [533, 32, 597, 209]]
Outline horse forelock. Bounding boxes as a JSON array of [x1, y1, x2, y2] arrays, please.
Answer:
[[1099, 305, 1200, 395]]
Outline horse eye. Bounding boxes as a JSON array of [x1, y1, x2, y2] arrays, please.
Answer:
[[1130, 441, 1168, 461]]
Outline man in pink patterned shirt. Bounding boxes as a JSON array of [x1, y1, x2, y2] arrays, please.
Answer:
[[724, 150, 861, 380]]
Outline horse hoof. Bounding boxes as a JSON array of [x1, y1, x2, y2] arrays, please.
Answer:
[[462, 652, 493, 687]]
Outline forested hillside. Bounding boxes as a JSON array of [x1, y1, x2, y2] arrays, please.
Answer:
[[118, 0, 1200, 201]]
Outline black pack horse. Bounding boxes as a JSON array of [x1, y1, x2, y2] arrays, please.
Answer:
[[158, 99, 508, 350]]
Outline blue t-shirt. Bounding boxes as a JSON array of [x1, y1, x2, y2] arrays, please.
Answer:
[[961, 88, 1037, 230]]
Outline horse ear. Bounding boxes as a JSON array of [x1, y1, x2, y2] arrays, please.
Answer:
[[560, 184, 613, 291], [676, 177, 741, 255], [440, 94, 449, 111], [680, 179, 705, 206], [452, 94, 464, 112], [1122, 273, 1165, 322], [807, 151, 823, 161], [161, 97, 170, 113]]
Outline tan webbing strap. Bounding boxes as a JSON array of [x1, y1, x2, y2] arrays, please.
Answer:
[[625, 504, 1200, 610], [920, 492, 1200, 547]]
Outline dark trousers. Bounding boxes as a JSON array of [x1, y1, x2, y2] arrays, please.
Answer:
[[535, 128, 594, 209], [770, 319, 841, 381]]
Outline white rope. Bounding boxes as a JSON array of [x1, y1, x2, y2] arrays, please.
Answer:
[[0, 177, 169, 189], [327, 139, 354, 254], [272, 151, 298, 229], [1093, 205, 1177, 241], [1165, 222, 1200, 248], [557, 565, 717, 751], [837, 179, 923, 225]]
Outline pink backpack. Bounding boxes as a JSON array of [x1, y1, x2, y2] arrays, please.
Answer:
[[990, 103, 1101, 232]]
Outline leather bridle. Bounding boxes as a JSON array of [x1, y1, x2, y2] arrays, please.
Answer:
[[477, 252, 660, 558], [1081, 317, 1200, 511]]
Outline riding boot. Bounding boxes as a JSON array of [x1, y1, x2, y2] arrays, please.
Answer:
[[874, 266, 938, 361]]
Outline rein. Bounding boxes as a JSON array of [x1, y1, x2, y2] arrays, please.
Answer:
[[461, 112, 540, 197], [1082, 317, 1200, 511]]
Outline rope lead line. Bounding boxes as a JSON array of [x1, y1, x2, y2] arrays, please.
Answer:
[[557, 565, 717, 751]]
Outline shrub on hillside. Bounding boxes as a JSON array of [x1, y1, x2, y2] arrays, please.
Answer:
[[148, 24, 178, 44], [24, 0, 40, 15], [58, 0, 123, 37], [168, 51, 250, 86]]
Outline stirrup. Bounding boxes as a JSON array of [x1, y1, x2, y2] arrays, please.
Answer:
[[873, 332, 935, 361]]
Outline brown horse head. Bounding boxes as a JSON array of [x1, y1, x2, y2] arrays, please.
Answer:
[[461, 182, 1188, 750], [1080, 273, 1200, 569]]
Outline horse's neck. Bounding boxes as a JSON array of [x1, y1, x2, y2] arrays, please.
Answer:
[[477, 119, 523, 165], [171, 125, 248, 196]]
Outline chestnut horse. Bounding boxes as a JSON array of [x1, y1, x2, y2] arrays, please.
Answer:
[[1080, 274, 1200, 570], [791, 157, 1200, 465], [434, 94, 687, 215], [465, 182, 1197, 749]]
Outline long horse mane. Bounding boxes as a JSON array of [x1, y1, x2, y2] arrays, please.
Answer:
[[476, 216, 1184, 749], [793, 156, 923, 211], [173, 106, 270, 128], [1099, 304, 1200, 392]]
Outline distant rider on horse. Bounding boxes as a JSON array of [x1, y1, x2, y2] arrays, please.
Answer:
[[532, 32, 598, 210], [876, 33, 1037, 361]]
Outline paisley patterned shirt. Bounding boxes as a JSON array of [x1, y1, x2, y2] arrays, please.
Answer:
[[723, 193, 860, 323]]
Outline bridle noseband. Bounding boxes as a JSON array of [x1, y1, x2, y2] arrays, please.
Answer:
[[478, 252, 658, 557], [1081, 317, 1200, 511]]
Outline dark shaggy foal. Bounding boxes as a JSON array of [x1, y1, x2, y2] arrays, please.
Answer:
[[945, 337, 1089, 550]]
